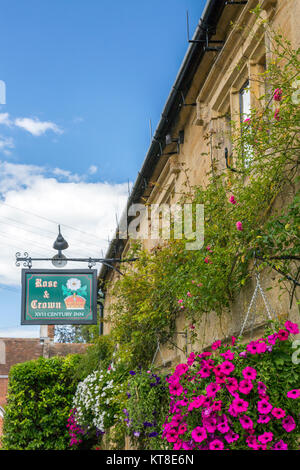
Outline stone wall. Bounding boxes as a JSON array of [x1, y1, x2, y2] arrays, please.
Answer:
[[101, 0, 300, 367]]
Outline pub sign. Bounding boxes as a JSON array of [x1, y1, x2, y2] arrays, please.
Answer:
[[21, 269, 98, 325]]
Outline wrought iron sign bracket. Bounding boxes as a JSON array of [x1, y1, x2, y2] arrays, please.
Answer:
[[15, 252, 138, 275]]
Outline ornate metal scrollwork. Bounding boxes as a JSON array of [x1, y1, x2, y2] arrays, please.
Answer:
[[15, 252, 32, 268]]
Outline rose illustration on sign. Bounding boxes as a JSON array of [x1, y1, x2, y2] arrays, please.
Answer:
[[62, 277, 87, 310]]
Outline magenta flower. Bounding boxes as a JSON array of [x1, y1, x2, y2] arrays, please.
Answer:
[[257, 414, 271, 424], [212, 400, 222, 411], [191, 426, 207, 443], [217, 421, 230, 434], [267, 333, 278, 345], [169, 381, 183, 396], [220, 349, 235, 361], [239, 414, 253, 430], [220, 360, 235, 375], [284, 321, 299, 335], [272, 407, 286, 419], [224, 430, 239, 443], [278, 329, 290, 341], [274, 108, 280, 121], [257, 381, 267, 396], [287, 389, 300, 399], [273, 88, 283, 101], [231, 397, 249, 414], [242, 366, 257, 381], [166, 429, 179, 443], [229, 195, 237, 205], [258, 432, 273, 444], [282, 416, 296, 433], [257, 398, 273, 415], [239, 379, 253, 395], [209, 439, 224, 450], [273, 440, 288, 450], [206, 382, 221, 397], [211, 340, 221, 350], [236, 221, 243, 231], [178, 423, 187, 435]]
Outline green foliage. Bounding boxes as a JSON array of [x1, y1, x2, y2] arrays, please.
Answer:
[[124, 368, 171, 450], [73, 334, 115, 381], [106, 21, 300, 366], [2, 355, 81, 450]]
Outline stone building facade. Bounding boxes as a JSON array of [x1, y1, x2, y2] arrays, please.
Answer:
[[99, 0, 300, 367]]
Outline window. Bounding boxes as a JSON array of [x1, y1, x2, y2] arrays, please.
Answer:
[[239, 81, 252, 167], [239, 80, 251, 123]]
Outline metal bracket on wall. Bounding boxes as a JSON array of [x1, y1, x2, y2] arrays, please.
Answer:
[[186, 12, 224, 51]]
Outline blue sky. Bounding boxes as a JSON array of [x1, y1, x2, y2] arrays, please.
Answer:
[[0, 0, 206, 337]]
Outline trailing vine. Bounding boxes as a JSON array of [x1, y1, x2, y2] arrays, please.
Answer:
[[104, 14, 299, 368]]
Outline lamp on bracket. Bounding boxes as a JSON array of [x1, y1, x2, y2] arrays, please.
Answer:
[[52, 225, 68, 267]]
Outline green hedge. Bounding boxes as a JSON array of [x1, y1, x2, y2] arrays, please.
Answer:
[[2, 355, 80, 450]]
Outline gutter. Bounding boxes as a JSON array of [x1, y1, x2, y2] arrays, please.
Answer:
[[99, 0, 228, 281]]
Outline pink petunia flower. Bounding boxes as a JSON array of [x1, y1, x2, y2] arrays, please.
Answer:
[[267, 333, 278, 345], [258, 432, 273, 444], [231, 397, 249, 414], [169, 381, 183, 396], [211, 340, 221, 350], [272, 440, 288, 450], [206, 382, 221, 397], [191, 426, 207, 443], [239, 415, 253, 430], [239, 379, 253, 395], [242, 366, 257, 381], [236, 221, 243, 231], [282, 416, 296, 432], [277, 329, 289, 341], [272, 407, 286, 419], [287, 389, 300, 399], [284, 321, 299, 335], [224, 430, 239, 443], [219, 360, 235, 376], [257, 398, 272, 415], [209, 439, 224, 450], [257, 414, 271, 424], [220, 349, 235, 361]]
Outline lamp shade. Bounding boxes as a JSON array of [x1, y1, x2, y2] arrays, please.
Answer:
[[53, 225, 69, 251]]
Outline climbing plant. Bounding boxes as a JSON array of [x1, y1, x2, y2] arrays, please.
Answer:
[[105, 12, 299, 367]]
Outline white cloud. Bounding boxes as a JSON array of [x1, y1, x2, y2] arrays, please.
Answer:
[[14, 117, 63, 136], [0, 136, 14, 156], [88, 165, 98, 175], [0, 113, 12, 127], [0, 160, 130, 286], [0, 113, 62, 138]]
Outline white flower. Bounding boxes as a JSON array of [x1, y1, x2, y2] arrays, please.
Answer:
[[67, 277, 81, 291]]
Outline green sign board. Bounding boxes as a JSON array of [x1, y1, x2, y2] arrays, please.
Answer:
[[21, 269, 98, 325]]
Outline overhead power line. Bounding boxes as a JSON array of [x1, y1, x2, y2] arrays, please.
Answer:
[[0, 200, 112, 245]]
